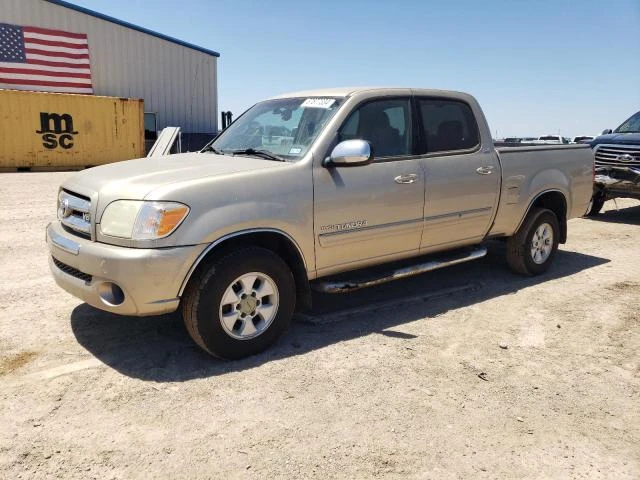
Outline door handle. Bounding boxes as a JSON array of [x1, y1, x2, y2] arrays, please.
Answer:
[[476, 166, 495, 175], [394, 174, 418, 184]]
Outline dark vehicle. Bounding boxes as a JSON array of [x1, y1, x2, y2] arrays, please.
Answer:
[[586, 111, 640, 215]]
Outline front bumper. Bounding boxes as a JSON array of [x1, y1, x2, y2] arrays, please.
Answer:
[[46, 221, 207, 316], [595, 168, 640, 200]]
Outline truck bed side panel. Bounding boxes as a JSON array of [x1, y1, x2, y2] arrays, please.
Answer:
[[489, 145, 593, 237]]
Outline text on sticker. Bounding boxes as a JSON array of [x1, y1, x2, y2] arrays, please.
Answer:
[[301, 98, 336, 109]]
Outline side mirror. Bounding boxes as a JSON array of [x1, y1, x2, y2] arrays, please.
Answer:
[[602, 129, 612, 135], [323, 139, 372, 167]]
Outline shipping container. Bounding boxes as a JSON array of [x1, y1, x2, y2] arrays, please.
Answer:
[[0, 89, 144, 170]]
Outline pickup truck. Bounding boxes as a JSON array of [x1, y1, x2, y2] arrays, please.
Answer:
[[530, 135, 569, 145], [586, 110, 640, 215], [47, 88, 594, 359]]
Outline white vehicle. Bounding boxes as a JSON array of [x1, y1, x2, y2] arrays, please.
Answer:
[[530, 135, 566, 145]]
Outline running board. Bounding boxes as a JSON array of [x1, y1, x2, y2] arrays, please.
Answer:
[[313, 247, 488, 294]]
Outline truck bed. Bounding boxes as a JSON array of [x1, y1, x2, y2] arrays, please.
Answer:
[[488, 143, 594, 237], [493, 143, 588, 151]]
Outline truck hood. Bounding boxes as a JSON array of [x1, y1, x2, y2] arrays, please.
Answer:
[[590, 132, 640, 148], [63, 152, 285, 207]]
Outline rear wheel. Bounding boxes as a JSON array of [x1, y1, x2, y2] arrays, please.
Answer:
[[506, 208, 560, 276], [182, 247, 296, 359]]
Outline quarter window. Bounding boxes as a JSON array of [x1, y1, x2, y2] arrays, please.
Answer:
[[418, 99, 479, 153], [339, 99, 412, 158]]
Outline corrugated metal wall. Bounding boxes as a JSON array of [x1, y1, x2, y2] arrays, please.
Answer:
[[2, 0, 218, 134]]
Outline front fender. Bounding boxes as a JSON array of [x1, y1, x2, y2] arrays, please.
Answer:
[[146, 162, 315, 274], [182, 200, 313, 268]]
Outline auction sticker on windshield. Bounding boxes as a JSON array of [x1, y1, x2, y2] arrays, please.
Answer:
[[301, 98, 336, 109]]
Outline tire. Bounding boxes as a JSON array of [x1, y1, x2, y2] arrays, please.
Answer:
[[506, 208, 560, 276], [182, 247, 296, 359], [585, 193, 605, 216]]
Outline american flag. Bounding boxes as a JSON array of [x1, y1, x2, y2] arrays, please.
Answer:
[[0, 23, 92, 94]]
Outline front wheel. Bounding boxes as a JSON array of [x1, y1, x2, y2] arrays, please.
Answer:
[[506, 208, 560, 276], [585, 192, 605, 216], [182, 247, 296, 359]]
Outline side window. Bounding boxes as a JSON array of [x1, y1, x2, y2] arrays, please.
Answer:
[[418, 99, 480, 153], [339, 99, 412, 158]]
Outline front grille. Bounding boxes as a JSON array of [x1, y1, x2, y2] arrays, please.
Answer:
[[52, 256, 92, 283], [58, 189, 92, 239], [595, 145, 640, 169]]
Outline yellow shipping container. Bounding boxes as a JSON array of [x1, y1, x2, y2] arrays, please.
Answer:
[[0, 89, 144, 170]]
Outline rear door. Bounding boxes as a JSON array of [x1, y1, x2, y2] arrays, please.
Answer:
[[416, 97, 500, 251], [313, 97, 425, 276]]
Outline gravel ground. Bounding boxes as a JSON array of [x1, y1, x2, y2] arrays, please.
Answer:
[[1, 172, 639, 479]]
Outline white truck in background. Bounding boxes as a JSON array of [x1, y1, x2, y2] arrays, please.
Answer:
[[530, 135, 568, 145]]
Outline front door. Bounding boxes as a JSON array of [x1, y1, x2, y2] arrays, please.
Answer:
[[314, 98, 425, 276], [415, 97, 500, 251]]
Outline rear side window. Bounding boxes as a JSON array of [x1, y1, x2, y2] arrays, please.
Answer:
[[418, 99, 480, 153]]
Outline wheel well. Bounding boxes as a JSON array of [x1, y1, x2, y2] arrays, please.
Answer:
[[183, 231, 312, 312], [531, 191, 567, 243]]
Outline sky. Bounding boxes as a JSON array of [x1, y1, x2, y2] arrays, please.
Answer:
[[69, 0, 640, 139]]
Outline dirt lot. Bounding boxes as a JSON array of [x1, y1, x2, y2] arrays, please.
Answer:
[[1, 172, 639, 479]]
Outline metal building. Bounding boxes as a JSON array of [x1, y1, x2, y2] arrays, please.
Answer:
[[2, 0, 219, 149]]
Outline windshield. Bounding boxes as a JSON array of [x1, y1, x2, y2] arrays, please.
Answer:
[[207, 97, 344, 161], [615, 111, 640, 133]]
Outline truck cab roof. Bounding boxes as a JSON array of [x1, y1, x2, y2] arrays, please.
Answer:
[[269, 87, 473, 101]]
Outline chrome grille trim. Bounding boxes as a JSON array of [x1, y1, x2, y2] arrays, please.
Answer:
[[60, 190, 90, 212], [61, 214, 91, 234], [58, 190, 92, 237], [594, 144, 640, 169]]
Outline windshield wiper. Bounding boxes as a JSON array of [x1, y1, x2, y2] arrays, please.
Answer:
[[230, 148, 286, 162], [202, 145, 225, 154]]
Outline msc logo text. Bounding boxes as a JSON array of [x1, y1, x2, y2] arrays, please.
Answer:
[[36, 112, 78, 150]]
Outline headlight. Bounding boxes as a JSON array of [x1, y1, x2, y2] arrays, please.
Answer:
[[99, 200, 190, 240]]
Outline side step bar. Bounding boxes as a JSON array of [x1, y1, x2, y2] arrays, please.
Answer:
[[313, 247, 487, 294]]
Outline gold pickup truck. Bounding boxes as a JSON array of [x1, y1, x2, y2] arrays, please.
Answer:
[[47, 88, 594, 359]]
